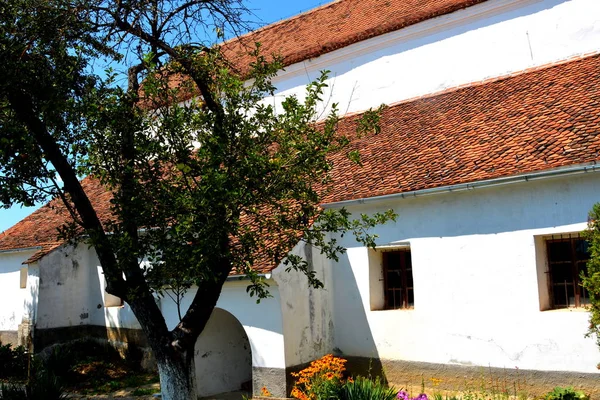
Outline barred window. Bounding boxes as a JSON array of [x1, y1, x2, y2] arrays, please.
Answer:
[[546, 236, 590, 309], [382, 250, 414, 310]]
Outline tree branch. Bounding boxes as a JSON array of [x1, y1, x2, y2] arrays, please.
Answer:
[[7, 89, 127, 298]]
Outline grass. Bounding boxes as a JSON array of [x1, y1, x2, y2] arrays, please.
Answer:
[[37, 339, 159, 396], [71, 366, 159, 395], [131, 387, 159, 396]]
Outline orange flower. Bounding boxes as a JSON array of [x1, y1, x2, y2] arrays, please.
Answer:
[[290, 354, 348, 400], [261, 386, 272, 397]]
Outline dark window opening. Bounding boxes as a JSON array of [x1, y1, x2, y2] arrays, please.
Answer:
[[383, 250, 414, 310], [546, 236, 590, 309]]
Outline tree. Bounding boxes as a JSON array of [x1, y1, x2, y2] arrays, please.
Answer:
[[0, 1, 395, 399], [583, 204, 600, 354]]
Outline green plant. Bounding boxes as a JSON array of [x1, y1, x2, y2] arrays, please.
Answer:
[[583, 203, 600, 348], [0, 383, 27, 400], [0, 370, 66, 400], [0, 342, 28, 380], [543, 387, 589, 400], [342, 376, 397, 400]]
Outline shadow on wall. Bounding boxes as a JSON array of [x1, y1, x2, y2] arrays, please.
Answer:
[[271, 0, 564, 105], [346, 174, 600, 241], [331, 251, 385, 381]]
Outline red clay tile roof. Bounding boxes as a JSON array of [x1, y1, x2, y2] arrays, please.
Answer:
[[22, 242, 64, 264], [0, 178, 114, 259], [222, 0, 488, 74], [1, 54, 600, 268], [323, 54, 600, 203], [161, 0, 489, 103]]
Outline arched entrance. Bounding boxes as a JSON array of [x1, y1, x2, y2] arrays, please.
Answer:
[[194, 308, 252, 397]]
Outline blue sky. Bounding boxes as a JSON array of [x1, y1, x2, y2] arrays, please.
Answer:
[[0, 0, 329, 233]]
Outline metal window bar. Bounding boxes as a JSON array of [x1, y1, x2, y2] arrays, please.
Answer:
[[383, 251, 414, 310], [546, 236, 590, 309]]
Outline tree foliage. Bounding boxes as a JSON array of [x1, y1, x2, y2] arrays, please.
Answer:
[[0, 0, 396, 398], [583, 204, 600, 348]]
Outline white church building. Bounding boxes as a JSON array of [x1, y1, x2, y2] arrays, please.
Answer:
[[1, 0, 600, 397]]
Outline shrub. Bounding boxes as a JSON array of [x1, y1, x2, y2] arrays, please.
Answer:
[[543, 387, 589, 400], [291, 354, 347, 400], [0, 342, 28, 380], [342, 376, 397, 400], [0, 370, 66, 400]]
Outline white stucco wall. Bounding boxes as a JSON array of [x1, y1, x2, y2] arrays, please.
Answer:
[[22, 264, 40, 325], [161, 280, 286, 370], [0, 250, 35, 333], [31, 240, 288, 370], [36, 243, 99, 328], [328, 171, 600, 373], [267, 0, 600, 118]]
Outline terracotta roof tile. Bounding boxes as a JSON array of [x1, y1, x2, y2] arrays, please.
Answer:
[[2, 54, 600, 270], [324, 54, 600, 203], [159, 0, 488, 101], [22, 242, 63, 264], [0, 178, 114, 256]]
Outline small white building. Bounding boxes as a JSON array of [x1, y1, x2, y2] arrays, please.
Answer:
[[1, 0, 600, 396]]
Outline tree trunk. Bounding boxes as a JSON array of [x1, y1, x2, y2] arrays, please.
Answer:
[[155, 348, 198, 400]]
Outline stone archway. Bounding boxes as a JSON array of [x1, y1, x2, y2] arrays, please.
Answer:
[[194, 308, 252, 397]]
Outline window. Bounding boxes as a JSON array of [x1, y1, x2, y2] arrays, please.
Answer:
[[546, 236, 590, 309], [104, 289, 124, 308], [19, 267, 27, 289], [98, 267, 124, 307], [382, 250, 414, 310]]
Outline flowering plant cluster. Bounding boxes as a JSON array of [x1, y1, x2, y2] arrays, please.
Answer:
[[290, 354, 347, 400], [397, 391, 428, 400]]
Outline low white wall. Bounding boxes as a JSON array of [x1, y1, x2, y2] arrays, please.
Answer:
[[32, 241, 288, 372], [0, 250, 35, 333], [329, 172, 600, 373], [267, 0, 600, 118], [161, 280, 286, 370], [37, 243, 103, 328], [194, 308, 252, 396]]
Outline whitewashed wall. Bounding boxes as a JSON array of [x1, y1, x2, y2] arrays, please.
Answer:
[[31, 240, 288, 373], [161, 280, 286, 372], [273, 241, 335, 367], [36, 243, 100, 328], [327, 172, 600, 374], [266, 0, 600, 118], [0, 250, 35, 334]]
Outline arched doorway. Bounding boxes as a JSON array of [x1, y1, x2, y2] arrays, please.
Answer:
[[194, 308, 252, 397]]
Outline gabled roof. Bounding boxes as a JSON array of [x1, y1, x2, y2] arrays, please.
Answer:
[[1, 54, 599, 267], [223, 0, 488, 73]]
